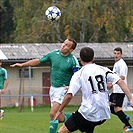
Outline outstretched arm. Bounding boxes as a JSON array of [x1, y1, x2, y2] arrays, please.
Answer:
[[117, 79, 133, 107], [10, 59, 40, 67]]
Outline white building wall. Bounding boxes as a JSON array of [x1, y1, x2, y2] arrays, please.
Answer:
[[1, 65, 133, 107]]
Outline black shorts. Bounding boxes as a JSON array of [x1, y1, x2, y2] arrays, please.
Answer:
[[65, 110, 106, 133], [109, 93, 125, 107]]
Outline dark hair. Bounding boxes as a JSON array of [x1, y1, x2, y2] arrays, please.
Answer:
[[114, 47, 122, 54], [68, 38, 77, 50], [80, 47, 94, 62]]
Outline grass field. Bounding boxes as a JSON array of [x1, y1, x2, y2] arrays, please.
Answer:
[[0, 105, 132, 133]]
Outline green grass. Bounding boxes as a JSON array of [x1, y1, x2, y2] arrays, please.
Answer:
[[0, 105, 132, 133]]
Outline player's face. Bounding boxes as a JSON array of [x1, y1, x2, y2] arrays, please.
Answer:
[[60, 39, 73, 56], [114, 50, 122, 62]]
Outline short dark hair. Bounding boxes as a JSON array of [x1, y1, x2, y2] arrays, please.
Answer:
[[114, 47, 122, 54], [80, 47, 94, 62], [68, 38, 77, 50]]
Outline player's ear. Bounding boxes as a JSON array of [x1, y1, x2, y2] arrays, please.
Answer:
[[92, 57, 94, 62], [70, 49, 73, 53], [79, 57, 83, 65]]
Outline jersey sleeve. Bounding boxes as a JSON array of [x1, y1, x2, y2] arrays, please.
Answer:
[[106, 70, 120, 85], [113, 60, 128, 77], [119, 64, 127, 77], [72, 55, 80, 73], [3, 68, 8, 79], [67, 71, 81, 96], [39, 51, 52, 64]]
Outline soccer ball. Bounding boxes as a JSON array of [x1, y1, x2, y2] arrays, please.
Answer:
[[45, 6, 61, 21]]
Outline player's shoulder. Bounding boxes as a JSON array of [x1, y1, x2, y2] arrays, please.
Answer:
[[72, 54, 76, 57], [94, 63, 111, 72], [47, 49, 60, 56], [1, 67, 6, 71], [96, 64, 105, 68], [120, 58, 127, 65], [117, 58, 127, 66], [118, 58, 125, 63], [51, 49, 59, 53], [90, 63, 104, 68], [72, 68, 81, 79], [0, 67, 7, 73], [71, 54, 78, 61]]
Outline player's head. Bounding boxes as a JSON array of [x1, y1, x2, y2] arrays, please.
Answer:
[[60, 38, 77, 56], [114, 47, 122, 62], [80, 47, 94, 63], [114, 47, 122, 54], [67, 38, 77, 50]]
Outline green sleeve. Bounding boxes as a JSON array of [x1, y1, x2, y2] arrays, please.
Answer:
[[39, 53, 51, 64]]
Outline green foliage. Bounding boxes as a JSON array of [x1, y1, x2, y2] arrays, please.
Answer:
[[0, 0, 14, 43], [1, 0, 133, 43]]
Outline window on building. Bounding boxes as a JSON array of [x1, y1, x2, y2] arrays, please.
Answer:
[[19, 68, 33, 78]]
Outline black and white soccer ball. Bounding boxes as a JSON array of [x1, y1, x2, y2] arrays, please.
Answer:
[[45, 6, 61, 21]]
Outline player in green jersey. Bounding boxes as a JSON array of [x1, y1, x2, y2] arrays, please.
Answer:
[[0, 60, 9, 119], [10, 38, 80, 133]]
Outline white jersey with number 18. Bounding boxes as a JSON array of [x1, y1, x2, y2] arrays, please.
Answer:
[[68, 63, 120, 122]]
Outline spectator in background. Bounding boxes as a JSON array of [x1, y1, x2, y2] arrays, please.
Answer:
[[0, 60, 9, 119]]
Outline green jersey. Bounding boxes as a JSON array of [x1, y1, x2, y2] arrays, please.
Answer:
[[0, 67, 8, 89], [39, 49, 80, 87]]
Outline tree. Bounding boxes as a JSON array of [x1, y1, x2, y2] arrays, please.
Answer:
[[1, 0, 133, 43], [0, 0, 14, 43]]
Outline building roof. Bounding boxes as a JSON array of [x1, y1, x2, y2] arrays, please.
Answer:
[[0, 43, 132, 65], [0, 50, 8, 60]]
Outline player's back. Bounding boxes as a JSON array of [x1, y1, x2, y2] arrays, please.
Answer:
[[78, 63, 111, 121], [80, 63, 109, 94]]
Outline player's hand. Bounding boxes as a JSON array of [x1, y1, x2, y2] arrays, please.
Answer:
[[107, 82, 113, 90], [10, 63, 22, 67], [0, 89, 6, 95], [63, 85, 69, 91], [1, 89, 6, 94], [65, 86, 69, 91], [54, 111, 62, 121]]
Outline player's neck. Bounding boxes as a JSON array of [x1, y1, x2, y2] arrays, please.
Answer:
[[82, 62, 92, 66], [61, 52, 70, 56]]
